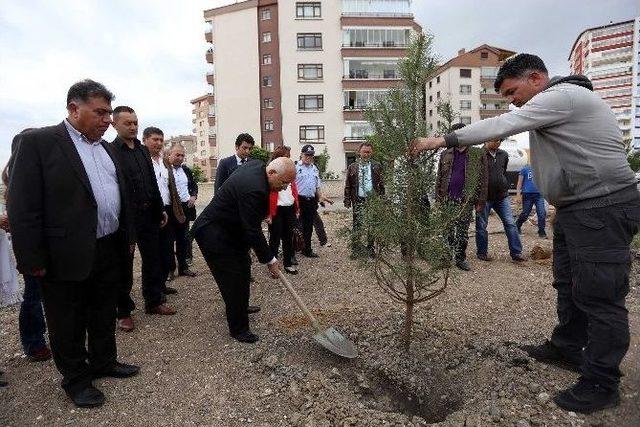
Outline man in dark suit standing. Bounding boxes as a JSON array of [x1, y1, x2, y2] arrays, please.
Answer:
[[192, 157, 295, 343], [214, 133, 255, 192], [167, 144, 198, 276], [343, 142, 385, 258], [7, 80, 139, 408], [111, 106, 176, 332]]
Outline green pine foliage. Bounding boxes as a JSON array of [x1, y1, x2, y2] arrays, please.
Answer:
[[359, 33, 481, 349]]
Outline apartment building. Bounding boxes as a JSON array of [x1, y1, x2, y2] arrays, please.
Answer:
[[425, 45, 515, 133], [203, 0, 421, 176], [569, 18, 640, 149], [164, 135, 197, 168], [190, 93, 217, 180]]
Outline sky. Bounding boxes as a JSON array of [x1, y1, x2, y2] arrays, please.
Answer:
[[1, 0, 638, 166]]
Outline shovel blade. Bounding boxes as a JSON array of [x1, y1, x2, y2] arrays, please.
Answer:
[[313, 327, 358, 359]]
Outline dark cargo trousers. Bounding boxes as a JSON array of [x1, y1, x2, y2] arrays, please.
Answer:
[[550, 197, 640, 390]]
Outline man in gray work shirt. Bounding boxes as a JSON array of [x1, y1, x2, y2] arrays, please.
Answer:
[[414, 54, 639, 413]]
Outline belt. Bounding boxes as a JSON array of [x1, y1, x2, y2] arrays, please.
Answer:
[[299, 195, 316, 201]]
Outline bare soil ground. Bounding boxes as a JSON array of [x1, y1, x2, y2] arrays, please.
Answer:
[[1, 211, 638, 426]]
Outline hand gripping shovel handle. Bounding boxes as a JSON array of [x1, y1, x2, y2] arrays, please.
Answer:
[[277, 270, 322, 333]]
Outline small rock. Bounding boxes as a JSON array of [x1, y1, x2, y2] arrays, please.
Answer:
[[263, 355, 278, 369], [489, 404, 501, 421], [530, 244, 551, 260], [260, 388, 273, 398], [516, 420, 531, 427], [289, 412, 303, 425], [536, 392, 550, 404], [329, 367, 341, 378], [528, 382, 540, 393]]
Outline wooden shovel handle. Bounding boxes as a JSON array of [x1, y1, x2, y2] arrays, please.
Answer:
[[277, 270, 322, 332]]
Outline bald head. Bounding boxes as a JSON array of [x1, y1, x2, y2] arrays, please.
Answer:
[[266, 157, 296, 191], [169, 144, 186, 166]]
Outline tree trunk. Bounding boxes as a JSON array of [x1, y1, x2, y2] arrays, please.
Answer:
[[403, 300, 414, 350]]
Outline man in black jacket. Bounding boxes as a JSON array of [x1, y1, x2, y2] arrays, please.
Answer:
[[7, 80, 139, 408], [214, 133, 255, 192], [111, 106, 176, 329], [192, 158, 295, 343], [475, 139, 525, 262], [168, 144, 198, 276]]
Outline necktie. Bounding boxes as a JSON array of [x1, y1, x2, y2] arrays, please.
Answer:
[[240, 158, 246, 165]]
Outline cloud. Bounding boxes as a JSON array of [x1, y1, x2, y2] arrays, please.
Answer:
[[1, 0, 637, 166]]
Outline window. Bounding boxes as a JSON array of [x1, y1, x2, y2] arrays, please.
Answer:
[[436, 91, 440, 99], [298, 64, 323, 80], [264, 120, 274, 131], [296, 2, 321, 18], [460, 116, 472, 125], [263, 54, 272, 65], [299, 125, 325, 142], [262, 32, 271, 43], [480, 52, 488, 59], [261, 9, 271, 20], [262, 76, 272, 87], [263, 98, 274, 109], [201, 150, 206, 156], [436, 76, 440, 84], [429, 95, 432, 103], [298, 94, 324, 111], [460, 100, 471, 110], [429, 81, 432, 88], [341, 28, 411, 48], [460, 69, 472, 78], [297, 33, 322, 49], [428, 109, 433, 117], [343, 89, 388, 109], [460, 84, 471, 95]]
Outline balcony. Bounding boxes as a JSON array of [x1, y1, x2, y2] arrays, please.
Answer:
[[343, 136, 369, 142], [480, 76, 497, 88], [206, 49, 213, 64], [344, 59, 400, 80], [208, 116, 216, 127], [480, 108, 510, 118], [480, 92, 504, 101], [205, 29, 212, 43], [206, 71, 214, 85], [208, 136, 216, 147], [341, 0, 412, 17]]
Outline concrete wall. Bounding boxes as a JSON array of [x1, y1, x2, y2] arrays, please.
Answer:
[[213, 7, 262, 159]]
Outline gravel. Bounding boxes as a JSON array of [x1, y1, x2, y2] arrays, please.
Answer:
[[1, 210, 638, 426]]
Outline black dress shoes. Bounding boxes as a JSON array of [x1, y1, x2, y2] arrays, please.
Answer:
[[164, 286, 178, 295], [302, 251, 319, 258], [232, 331, 259, 343], [93, 362, 140, 379], [248, 305, 261, 314], [66, 385, 105, 408]]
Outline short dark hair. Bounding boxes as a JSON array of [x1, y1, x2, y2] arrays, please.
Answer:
[[66, 79, 114, 105], [143, 126, 163, 139], [494, 54, 548, 92], [358, 142, 373, 151], [235, 133, 255, 147], [451, 123, 466, 131], [113, 105, 135, 117]]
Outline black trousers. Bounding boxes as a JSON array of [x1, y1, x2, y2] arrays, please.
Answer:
[[298, 196, 317, 254], [159, 206, 177, 286], [195, 226, 251, 335], [446, 202, 473, 262], [41, 233, 121, 394], [352, 198, 373, 253], [550, 197, 640, 390], [269, 205, 295, 267], [313, 210, 328, 245], [168, 202, 190, 274], [117, 207, 164, 316]]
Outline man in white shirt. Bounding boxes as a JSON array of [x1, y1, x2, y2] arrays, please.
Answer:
[[142, 128, 185, 295], [169, 145, 197, 277]]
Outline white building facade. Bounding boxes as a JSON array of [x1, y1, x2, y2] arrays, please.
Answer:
[[203, 0, 421, 176]]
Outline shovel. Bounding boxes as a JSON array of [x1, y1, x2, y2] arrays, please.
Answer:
[[276, 270, 358, 359]]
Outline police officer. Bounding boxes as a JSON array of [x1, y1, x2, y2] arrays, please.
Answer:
[[296, 145, 324, 257]]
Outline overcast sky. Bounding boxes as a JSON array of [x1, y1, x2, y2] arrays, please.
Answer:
[[1, 0, 638, 165]]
